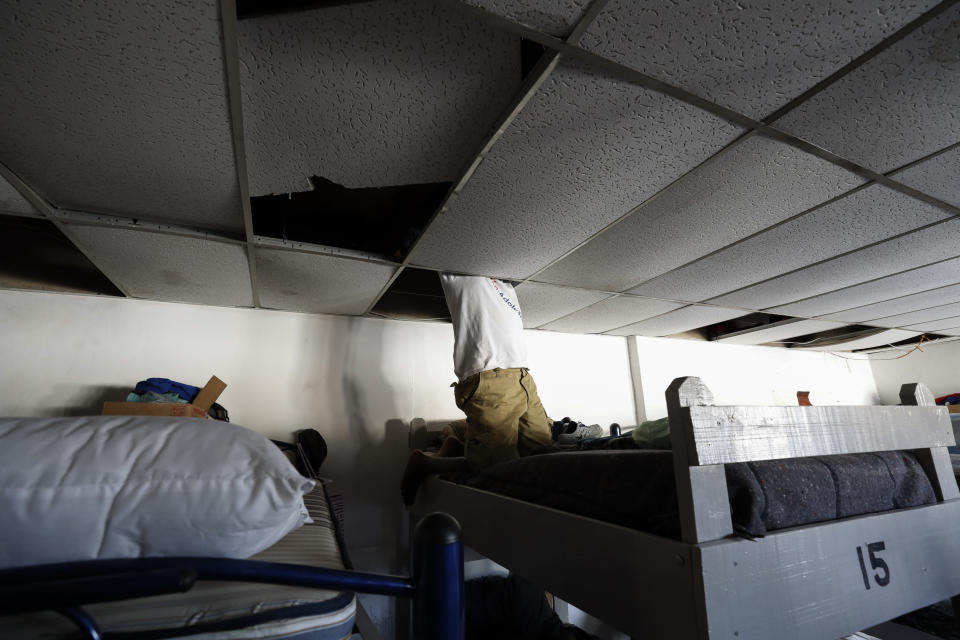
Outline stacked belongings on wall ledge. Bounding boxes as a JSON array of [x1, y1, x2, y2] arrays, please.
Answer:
[[102, 375, 230, 420]]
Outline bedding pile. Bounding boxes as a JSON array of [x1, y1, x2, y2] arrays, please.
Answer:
[[444, 448, 937, 537], [0, 415, 315, 569]]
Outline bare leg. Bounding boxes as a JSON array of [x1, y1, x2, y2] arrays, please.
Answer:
[[401, 450, 469, 506]]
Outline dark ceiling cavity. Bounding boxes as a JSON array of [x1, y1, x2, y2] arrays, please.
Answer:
[[0, 215, 123, 296], [237, 0, 375, 20], [521, 39, 546, 79], [698, 312, 793, 341], [780, 325, 884, 348], [370, 267, 450, 322], [251, 176, 449, 261]]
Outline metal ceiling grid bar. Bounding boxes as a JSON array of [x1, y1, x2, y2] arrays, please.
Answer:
[[760, 0, 959, 125], [253, 236, 401, 267], [49, 210, 247, 246], [0, 208, 43, 220], [594, 138, 960, 303], [888, 139, 960, 176], [597, 301, 759, 337], [526, 292, 623, 329], [532, 294, 755, 333], [443, 0, 960, 298], [755, 126, 960, 216], [773, 253, 960, 316], [903, 315, 960, 331], [519, 130, 753, 285], [0, 161, 134, 299], [697, 216, 960, 306], [361, 0, 612, 316], [219, 0, 263, 308], [824, 282, 960, 323]]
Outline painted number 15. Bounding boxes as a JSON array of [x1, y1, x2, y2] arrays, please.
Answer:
[[856, 541, 890, 590]]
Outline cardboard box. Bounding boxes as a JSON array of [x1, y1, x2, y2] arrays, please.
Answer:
[[949, 405, 960, 414], [102, 376, 226, 418]]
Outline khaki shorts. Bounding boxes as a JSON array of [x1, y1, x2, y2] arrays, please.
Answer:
[[453, 368, 553, 470]]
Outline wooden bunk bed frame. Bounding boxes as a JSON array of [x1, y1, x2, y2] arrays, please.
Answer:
[[412, 377, 960, 639]]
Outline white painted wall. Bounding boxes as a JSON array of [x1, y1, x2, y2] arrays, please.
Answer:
[[630, 335, 880, 419], [0, 288, 636, 638], [869, 339, 960, 406]]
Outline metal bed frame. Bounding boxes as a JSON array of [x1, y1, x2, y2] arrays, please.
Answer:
[[413, 377, 960, 639], [0, 440, 467, 640]]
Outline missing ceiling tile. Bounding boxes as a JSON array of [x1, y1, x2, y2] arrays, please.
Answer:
[[237, 0, 375, 20], [369, 268, 450, 322], [696, 312, 793, 341], [0, 215, 123, 296], [251, 175, 449, 261]]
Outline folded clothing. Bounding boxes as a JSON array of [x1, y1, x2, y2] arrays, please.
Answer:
[[133, 377, 201, 402], [444, 449, 936, 538], [125, 391, 188, 403]]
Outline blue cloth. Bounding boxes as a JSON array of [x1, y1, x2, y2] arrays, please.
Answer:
[[133, 378, 201, 402], [125, 392, 189, 404]]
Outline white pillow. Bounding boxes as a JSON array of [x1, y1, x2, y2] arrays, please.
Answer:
[[0, 416, 315, 569]]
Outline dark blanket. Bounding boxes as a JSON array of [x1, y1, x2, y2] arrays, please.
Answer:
[[444, 449, 936, 538]]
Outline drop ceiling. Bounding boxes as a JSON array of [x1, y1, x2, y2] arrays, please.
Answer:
[[0, 0, 958, 350]]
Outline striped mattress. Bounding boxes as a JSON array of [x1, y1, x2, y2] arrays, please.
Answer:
[[7, 484, 356, 640]]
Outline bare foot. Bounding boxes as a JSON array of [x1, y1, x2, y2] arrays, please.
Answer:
[[401, 450, 430, 506]]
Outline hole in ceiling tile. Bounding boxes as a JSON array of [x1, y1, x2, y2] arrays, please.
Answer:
[[369, 267, 450, 322], [0, 214, 123, 296], [521, 38, 546, 79], [251, 175, 449, 261], [678, 312, 793, 341], [237, 0, 376, 20], [779, 325, 883, 349]]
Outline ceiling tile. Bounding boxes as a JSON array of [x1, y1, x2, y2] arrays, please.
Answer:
[[717, 319, 848, 345], [64, 226, 253, 306], [604, 304, 745, 337], [804, 329, 920, 351], [930, 327, 960, 337], [0, 174, 36, 216], [538, 296, 684, 334], [580, 0, 935, 119], [536, 135, 865, 291], [0, 0, 243, 231], [820, 282, 960, 323], [407, 59, 744, 279], [776, 6, 960, 172], [710, 217, 960, 310], [767, 256, 960, 318], [463, 0, 591, 35], [891, 144, 960, 208], [256, 249, 396, 315], [869, 301, 960, 328], [238, 0, 521, 195], [515, 282, 611, 328], [630, 185, 949, 303], [904, 316, 960, 332]]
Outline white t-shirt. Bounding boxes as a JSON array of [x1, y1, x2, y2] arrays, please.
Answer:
[[440, 274, 527, 382]]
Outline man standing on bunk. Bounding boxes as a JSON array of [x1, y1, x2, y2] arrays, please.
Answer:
[[401, 273, 554, 505]]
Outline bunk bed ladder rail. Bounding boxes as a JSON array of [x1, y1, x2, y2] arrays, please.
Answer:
[[667, 376, 960, 640]]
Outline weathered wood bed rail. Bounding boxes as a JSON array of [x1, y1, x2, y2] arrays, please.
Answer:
[[414, 377, 960, 639]]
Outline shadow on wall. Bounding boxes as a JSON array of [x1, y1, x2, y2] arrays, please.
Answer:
[[34, 384, 130, 417], [336, 317, 414, 639]]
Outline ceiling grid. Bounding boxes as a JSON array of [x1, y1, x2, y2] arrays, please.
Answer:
[[0, 0, 958, 348], [219, 0, 263, 308]]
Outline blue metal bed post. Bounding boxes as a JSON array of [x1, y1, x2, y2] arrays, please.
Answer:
[[411, 512, 464, 640]]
